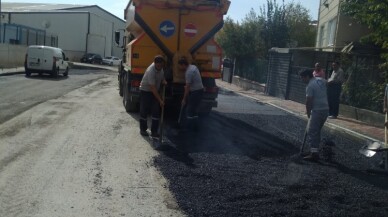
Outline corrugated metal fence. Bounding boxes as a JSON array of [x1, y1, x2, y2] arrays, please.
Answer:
[[265, 48, 384, 112]]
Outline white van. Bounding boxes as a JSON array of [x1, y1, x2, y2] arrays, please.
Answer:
[[24, 46, 69, 77]]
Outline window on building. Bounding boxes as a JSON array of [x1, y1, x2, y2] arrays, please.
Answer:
[[327, 17, 337, 46], [319, 25, 325, 47]]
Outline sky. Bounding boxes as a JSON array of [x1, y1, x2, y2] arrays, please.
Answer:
[[3, 0, 320, 21]]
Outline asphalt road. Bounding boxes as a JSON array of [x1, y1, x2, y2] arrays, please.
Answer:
[[1, 70, 388, 217], [155, 89, 388, 217], [0, 69, 110, 124], [0, 73, 182, 217]]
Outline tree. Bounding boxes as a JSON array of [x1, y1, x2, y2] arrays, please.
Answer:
[[216, 11, 265, 59], [284, 2, 317, 47], [259, 0, 289, 54], [217, 0, 316, 58], [341, 0, 388, 112], [216, 17, 242, 59], [215, 0, 317, 83]]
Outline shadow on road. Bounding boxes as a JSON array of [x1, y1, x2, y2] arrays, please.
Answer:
[[25, 74, 69, 81], [163, 111, 298, 160]]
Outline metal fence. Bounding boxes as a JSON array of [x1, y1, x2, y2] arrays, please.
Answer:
[[266, 48, 385, 112], [0, 23, 58, 46], [233, 58, 268, 84]]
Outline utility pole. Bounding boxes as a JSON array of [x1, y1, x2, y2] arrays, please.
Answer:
[[0, 0, 3, 44]]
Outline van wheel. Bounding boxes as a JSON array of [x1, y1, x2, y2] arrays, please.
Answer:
[[52, 68, 59, 78], [63, 67, 69, 77], [25, 70, 31, 77]]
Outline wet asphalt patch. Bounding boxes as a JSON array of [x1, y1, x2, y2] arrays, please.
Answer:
[[153, 89, 388, 216]]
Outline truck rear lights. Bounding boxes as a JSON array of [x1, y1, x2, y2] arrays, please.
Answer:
[[131, 80, 141, 87], [132, 68, 143, 74]]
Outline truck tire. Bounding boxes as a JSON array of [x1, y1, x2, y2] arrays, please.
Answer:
[[118, 66, 124, 97], [123, 73, 138, 112]]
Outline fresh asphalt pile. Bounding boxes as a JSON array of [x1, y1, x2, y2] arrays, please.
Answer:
[[153, 89, 388, 217]]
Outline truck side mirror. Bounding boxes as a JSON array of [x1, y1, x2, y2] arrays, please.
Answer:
[[115, 31, 121, 45]]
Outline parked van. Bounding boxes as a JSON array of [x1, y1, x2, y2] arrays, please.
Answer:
[[24, 46, 69, 77]]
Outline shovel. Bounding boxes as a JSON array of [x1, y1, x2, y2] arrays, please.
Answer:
[[359, 113, 388, 159], [300, 118, 310, 156], [178, 104, 185, 126], [358, 141, 387, 157], [153, 85, 166, 149]]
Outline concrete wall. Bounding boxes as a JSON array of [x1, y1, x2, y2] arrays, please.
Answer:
[[232, 76, 266, 92], [0, 44, 27, 68], [340, 104, 384, 127]]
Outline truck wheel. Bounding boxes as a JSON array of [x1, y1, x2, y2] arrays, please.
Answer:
[[119, 73, 124, 97], [118, 65, 124, 97], [123, 73, 138, 112], [63, 67, 69, 77]]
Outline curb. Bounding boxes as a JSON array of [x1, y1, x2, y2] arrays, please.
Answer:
[[0, 71, 25, 76]]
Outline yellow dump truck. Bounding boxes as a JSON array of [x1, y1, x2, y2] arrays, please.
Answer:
[[115, 0, 231, 113]]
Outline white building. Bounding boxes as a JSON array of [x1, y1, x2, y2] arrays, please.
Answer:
[[1, 3, 126, 61], [316, 0, 370, 51]]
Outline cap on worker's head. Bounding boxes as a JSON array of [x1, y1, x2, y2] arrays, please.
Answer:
[[154, 55, 165, 63], [178, 57, 189, 66]]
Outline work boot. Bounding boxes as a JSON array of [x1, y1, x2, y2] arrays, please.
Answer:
[[303, 152, 319, 162]]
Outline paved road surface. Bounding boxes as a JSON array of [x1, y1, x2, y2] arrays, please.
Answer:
[[1, 71, 388, 216], [0, 70, 110, 124], [0, 73, 182, 217]]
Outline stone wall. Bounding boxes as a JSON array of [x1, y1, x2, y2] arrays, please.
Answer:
[[0, 44, 27, 69]]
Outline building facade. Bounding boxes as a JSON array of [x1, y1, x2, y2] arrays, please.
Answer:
[[316, 0, 370, 51], [1, 3, 125, 61]]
